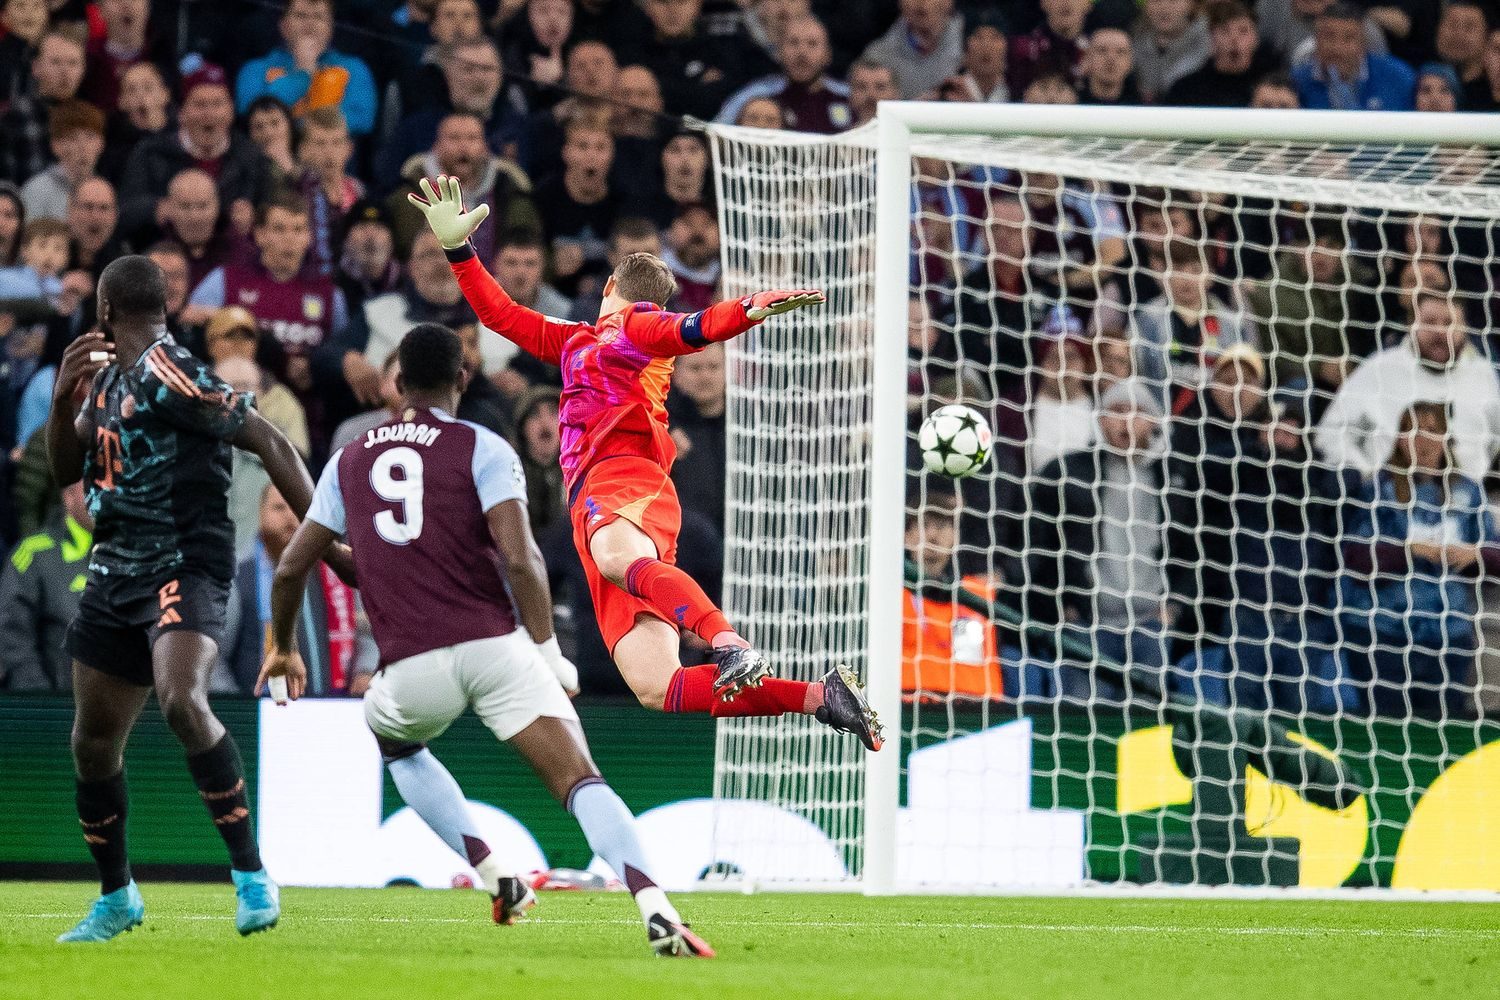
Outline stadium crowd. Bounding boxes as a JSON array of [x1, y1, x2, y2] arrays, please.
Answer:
[[0, 0, 1497, 719]]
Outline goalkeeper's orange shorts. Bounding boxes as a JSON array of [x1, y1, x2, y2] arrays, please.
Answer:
[[570, 456, 683, 654]]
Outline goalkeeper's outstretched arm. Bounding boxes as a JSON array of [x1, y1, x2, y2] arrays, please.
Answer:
[[626, 289, 827, 358], [408, 174, 569, 365]]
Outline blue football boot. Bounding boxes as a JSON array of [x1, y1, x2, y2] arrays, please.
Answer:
[[57, 881, 145, 942], [232, 868, 280, 936]]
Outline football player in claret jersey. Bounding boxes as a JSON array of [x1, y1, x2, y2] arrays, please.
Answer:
[[46, 255, 349, 942], [407, 176, 882, 751], [260, 323, 712, 957]]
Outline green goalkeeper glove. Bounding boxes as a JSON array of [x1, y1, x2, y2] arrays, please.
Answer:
[[406, 174, 490, 250], [744, 288, 826, 321]]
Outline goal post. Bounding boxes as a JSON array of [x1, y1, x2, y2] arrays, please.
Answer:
[[708, 103, 1500, 897]]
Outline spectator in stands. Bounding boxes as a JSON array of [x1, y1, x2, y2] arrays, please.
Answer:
[[0, 0, 48, 106], [1008, 0, 1087, 97], [1257, 0, 1387, 65], [390, 0, 487, 120], [717, 15, 853, 132], [144, 239, 191, 336], [1436, 0, 1492, 108], [1292, 2, 1416, 111], [211, 347, 309, 459], [80, 0, 168, 114], [622, 0, 768, 120], [516, 39, 619, 180], [334, 200, 402, 313], [902, 497, 1003, 701], [862, 0, 964, 99], [567, 216, 662, 322], [1025, 333, 1094, 473], [1165, 0, 1280, 107], [492, 227, 573, 321], [1134, 0, 1210, 102], [446, 320, 514, 439], [1340, 401, 1497, 718], [613, 63, 667, 143], [949, 194, 1027, 395], [1203, 380, 1354, 713], [662, 204, 721, 313], [344, 229, 507, 399], [1416, 61, 1463, 113], [0, 480, 90, 691], [19, 98, 105, 221], [848, 58, 901, 126], [67, 177, 124, 276], [151, 169, 240, 294], [1470, 27, 1500, 111], [235, 0, 377, 136], [491, 228, 570, 393], [0, 217, 68, 303], [386, 110, 539, 262], [330, 352, 401, 453], [1133, 240, 1250, 415], [669, 342, 726, 534], [189, 192, 347, 458], [1, 27, 88, 185], [1245, 220, 1380, 407], [515, 385, 564, 537], [645, 128, 708, 223], [1165, 345, 1267, 643], [499, 0, 573, 110], [119, 62, 270, 241], [1079, 26, 1140, 105], [244, 95, 297, 188], [378, 36, 527, 188], [1023, 378, 1178, 694], [0, 184, 23, 268], [1250, 70, 1302, 108], [296, 108, 362, 278], [102, 61, 170, 184], [535, 116, 619, 297], [737, 96, 785, 128], [943, 10, 1008, 103], [1018, 171, 1127, 316], [221, 483, 371, 695], [1318, 291, 1500, 481]]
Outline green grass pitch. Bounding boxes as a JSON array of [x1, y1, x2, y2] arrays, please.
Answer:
[[2, 882, 1497, 999]]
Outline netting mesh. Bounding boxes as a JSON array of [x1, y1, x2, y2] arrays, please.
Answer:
[[710, 119, 1500, 892]]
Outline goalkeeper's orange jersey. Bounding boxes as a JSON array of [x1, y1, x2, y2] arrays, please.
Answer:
[[446, 244, 759, 492]]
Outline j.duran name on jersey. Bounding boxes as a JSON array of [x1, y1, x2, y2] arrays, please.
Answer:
[[363, 422, 442, 449]]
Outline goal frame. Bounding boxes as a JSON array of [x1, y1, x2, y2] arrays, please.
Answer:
[[863, 102, 1500, 896]]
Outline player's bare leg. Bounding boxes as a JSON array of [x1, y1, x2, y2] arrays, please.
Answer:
[[374, 735, 533, 924], [509, 716, 714, 958], [589, 518, 769, 698], [58, 662, 151, 942], [153, 630, 278, 935]]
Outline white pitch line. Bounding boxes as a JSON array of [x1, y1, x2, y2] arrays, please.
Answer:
[[11, 913, 1500, 940]]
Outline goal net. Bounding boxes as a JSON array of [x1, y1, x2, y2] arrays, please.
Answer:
[[707, 105, 1500, 895]]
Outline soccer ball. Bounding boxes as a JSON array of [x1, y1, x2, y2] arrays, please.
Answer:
[[918, 404, 993, 479]]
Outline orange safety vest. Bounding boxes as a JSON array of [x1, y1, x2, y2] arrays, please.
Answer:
[[901, 576, 1003, 700]]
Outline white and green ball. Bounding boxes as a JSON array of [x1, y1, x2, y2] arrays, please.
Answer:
[[918, 404, 993, 479]]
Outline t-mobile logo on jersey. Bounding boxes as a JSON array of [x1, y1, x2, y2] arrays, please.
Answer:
[[363, 423, 442, 449]]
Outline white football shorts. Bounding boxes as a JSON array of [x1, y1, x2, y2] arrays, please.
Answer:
[[363, 632, 577, 743]]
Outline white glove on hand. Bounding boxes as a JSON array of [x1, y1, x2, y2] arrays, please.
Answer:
[[537, 635, 580, 697], [406, 174, 490, 250], [744, 288, 826, 321]]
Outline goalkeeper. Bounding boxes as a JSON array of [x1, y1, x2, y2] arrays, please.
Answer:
[[409, 176, 882, 750]]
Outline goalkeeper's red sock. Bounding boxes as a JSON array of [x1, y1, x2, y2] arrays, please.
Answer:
[[664, 665, 825, 717], [623, 558, 741, 647]]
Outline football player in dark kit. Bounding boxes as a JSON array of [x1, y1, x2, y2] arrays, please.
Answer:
[[47, 255, 347, 942]]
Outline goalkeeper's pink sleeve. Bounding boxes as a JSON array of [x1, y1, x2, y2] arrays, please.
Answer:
[[623, 298, 760, 358]]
